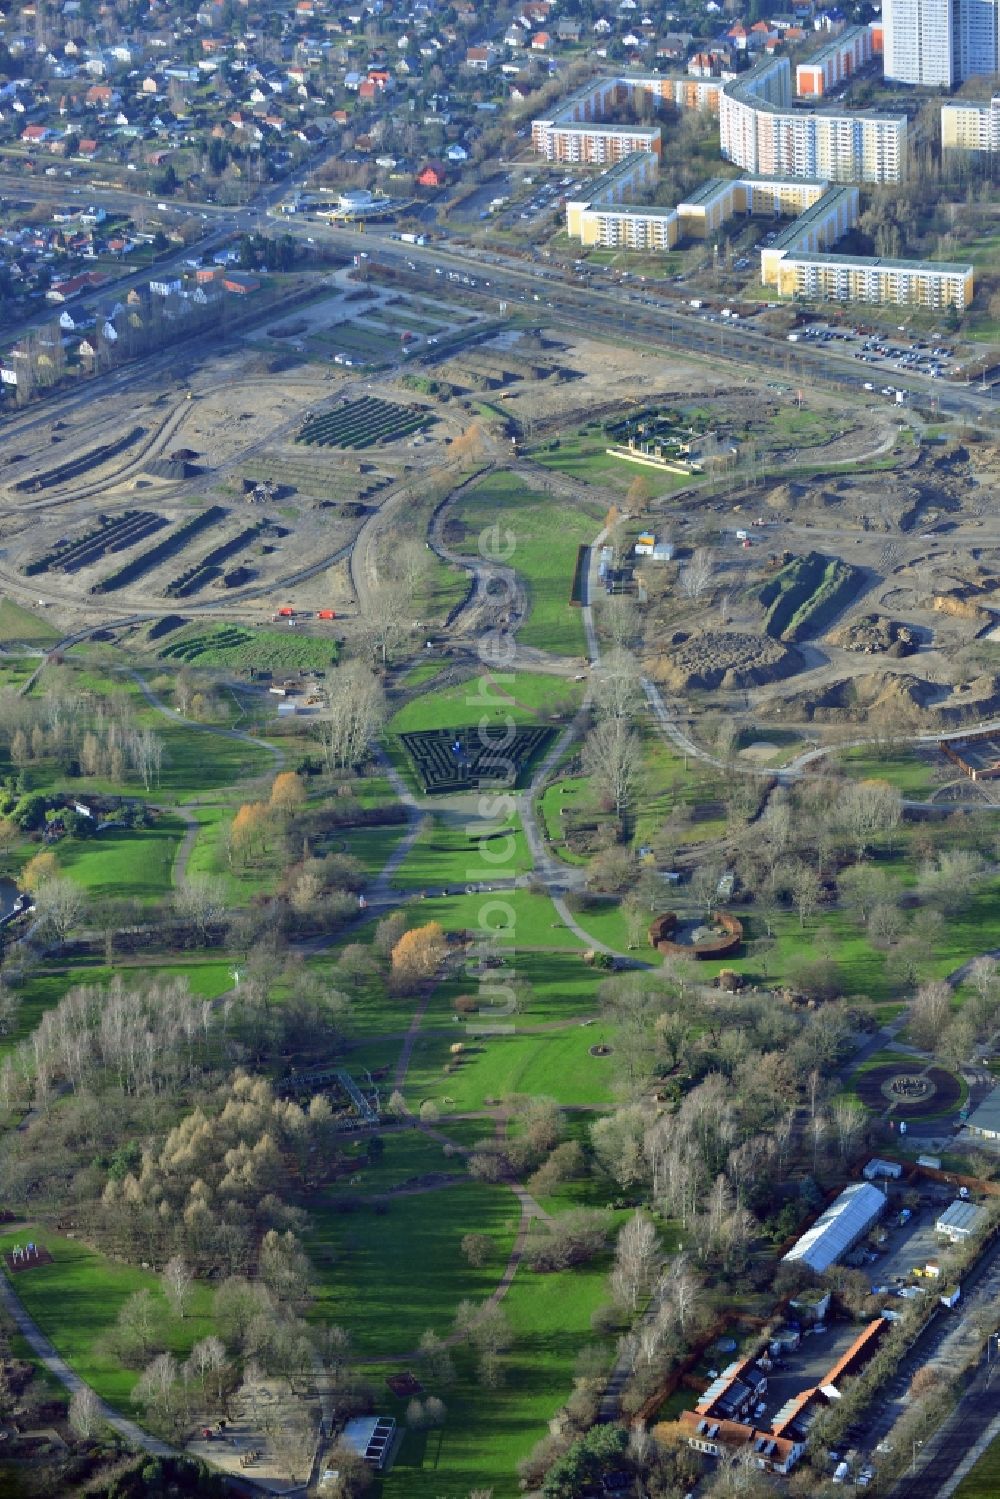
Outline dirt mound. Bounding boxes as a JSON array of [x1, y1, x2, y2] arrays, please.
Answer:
[[828, 614, 917, 657], [656, 631, 803, 691], [145, 459, 202, 480], [776, 668, 1000, 728]]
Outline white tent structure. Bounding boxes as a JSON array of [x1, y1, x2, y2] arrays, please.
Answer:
[[782, 1182, 886, 1274]]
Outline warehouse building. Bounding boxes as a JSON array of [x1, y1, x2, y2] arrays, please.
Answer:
[[782, 1182, 886, 1274], [936, 1200, 985, 1243]]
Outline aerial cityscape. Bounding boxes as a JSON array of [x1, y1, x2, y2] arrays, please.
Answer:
[[0, 0, 999, 1496]]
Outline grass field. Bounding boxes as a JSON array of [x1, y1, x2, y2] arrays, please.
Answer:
[[58, 817, 185, 901], [0, 597, 60, 646], [393, 813, 532, 888], [449, 472, 599, 656], [955, 1435, 1000, 1496], [403, 1021, 617, 1115], [380, 1250, 613, 1499], [838, 745, 938, 799], [308, 1181, 517, 1357], [532, 431, 690, 498], [388, 671, 583, 735], [0, 1227, 216, 1411], [159, 623, 338, 672]]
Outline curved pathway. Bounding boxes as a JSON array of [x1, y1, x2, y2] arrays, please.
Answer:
[[0, 1271, 175, 1459]]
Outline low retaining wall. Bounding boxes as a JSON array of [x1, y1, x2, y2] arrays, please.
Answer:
[[648, 909, 743, 960]]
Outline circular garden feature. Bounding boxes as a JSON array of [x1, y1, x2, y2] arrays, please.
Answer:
[[855, 1064, 962, 1118], [648, 910, 743, 960]]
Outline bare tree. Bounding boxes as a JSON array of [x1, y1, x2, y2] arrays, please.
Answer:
[[69, 1385, 103, 1439], [610, 1211, 661, 1313], [173, 875, 227, 943], [838, 779, 902, 860], [359, 577, 409, 665], [910, 980, 953, 1053], [162, 1255, 194, 1318], [680, 547, 714, 601], [592, 649, 644, 722], [582, 717, 640, 818], [316, 661, 387, 772], [33, 876, 85, 946]]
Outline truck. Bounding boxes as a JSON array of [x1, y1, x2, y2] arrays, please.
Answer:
[[832, 1462, 850, 1484], [787, 332, 800, 342], [689, 299, 704, 310], [400, 232, 426, 245]]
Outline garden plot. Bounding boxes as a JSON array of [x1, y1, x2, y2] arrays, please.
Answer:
[[92, 505, 227, 595], [297, 397, 431, 450], [158, 622, 338, 672], [25, 510, 167, 577]]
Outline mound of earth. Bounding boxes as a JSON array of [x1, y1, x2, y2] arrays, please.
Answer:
[[829, 614, 917, 657], [774, 668, 1000, 728], [145, 459, 202, 480], [657, 631, 803, 691]]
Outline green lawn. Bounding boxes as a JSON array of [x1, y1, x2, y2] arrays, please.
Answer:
[[532, 431, 690, 498], [448, 472, 599, 657], [307, 1182, 517, 1358], [388, 671, 583, 734], [0, 597, 60, 646], [393, 814, 532, 889], [0, 1227, 216, 1413], [958, 1433, 1000, 1495], [159, 623, 338, 673], [838, 746, 938, 799], [406, 889, 587, 951], [58, 817, 185, 901], [403, 1022, 617, 1115], [380, 1252, 613, 1499]]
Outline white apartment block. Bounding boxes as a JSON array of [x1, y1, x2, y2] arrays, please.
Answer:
[[795, 24, 877, 97], [719, 57, 907, 183], [531, 72, 721, 164], [941, 95, 1000, 150], [884, 0, 998, 83], [771, 253, 973, 309]]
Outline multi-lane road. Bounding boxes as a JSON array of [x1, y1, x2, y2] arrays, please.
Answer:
[[0, 146, 996, 427]]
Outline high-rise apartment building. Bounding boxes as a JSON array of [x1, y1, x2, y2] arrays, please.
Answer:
[[884, 0, 999, 83]]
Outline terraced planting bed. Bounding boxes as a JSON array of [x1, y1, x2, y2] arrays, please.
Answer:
[[297, 397, 430, 449], [399, 724, 554, 793], [159, 622, 338, 671], [25, 510, 167, 577], [92, 505, 227, 595], [13, 426, 145, 493], [164, 519, 272, 598]]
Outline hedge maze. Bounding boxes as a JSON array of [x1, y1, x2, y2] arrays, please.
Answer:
[[400, 726, 554, 793], [297, 398, 430, 450]]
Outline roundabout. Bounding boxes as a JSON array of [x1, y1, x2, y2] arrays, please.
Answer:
[[854, 1063, 963, 1118]]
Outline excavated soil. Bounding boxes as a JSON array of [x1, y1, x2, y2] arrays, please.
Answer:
[[655, 630, 803, 692]]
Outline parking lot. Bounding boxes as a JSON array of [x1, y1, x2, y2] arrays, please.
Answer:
[[760, 1323, 862, 1424], [875, 1209, 946, 1287]]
